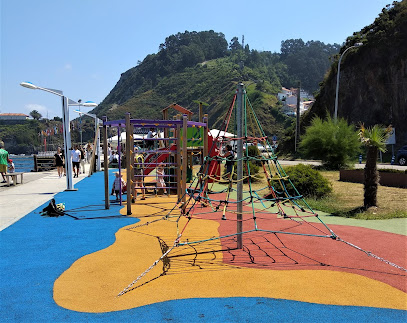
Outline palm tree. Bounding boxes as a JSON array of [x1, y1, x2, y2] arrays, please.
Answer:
[[29, 110, 42, 120], [358, 124, 391, 209]]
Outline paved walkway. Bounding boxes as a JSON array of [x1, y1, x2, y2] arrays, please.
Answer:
[[0, 164, 91, 231]]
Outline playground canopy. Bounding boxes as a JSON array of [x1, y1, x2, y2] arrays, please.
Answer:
[[209, 129, 235, 139]]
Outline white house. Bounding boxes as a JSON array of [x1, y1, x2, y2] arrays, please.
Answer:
[[0, 113, 29, 120], [277, 87, 293, 101]]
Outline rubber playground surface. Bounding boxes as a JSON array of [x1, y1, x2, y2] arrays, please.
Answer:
[[1, 169, 406, 322]]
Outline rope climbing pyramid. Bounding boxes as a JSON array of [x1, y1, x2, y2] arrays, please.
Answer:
[[118, 83, 405, 296], [179, 83, 337, 247]]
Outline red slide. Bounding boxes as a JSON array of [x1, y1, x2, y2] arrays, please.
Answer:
[[143, 145, 177, 175]]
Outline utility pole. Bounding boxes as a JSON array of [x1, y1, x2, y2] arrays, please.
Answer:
[[295, 81, 301, 152]]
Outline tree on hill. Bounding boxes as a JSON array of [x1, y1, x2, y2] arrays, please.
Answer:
[[279, 39, 341, 93], [30, 110, 42, 120]]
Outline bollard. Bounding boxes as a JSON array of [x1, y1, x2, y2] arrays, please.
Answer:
[[359, 154, 362, 164], [391, 155, 395, 165]]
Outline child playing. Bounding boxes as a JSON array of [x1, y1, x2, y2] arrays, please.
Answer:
[[156, 163, 167, 194], [7, 159, 15, 173], [111, 172, 126, 201]]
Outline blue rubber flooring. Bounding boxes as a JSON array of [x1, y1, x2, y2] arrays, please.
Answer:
[[0, 170, 405, 322]]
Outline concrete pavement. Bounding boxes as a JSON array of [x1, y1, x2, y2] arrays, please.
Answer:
[[0, 164, 92, 231]]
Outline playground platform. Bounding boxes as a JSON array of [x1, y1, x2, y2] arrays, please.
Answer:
[[0, 168, 406, 322]]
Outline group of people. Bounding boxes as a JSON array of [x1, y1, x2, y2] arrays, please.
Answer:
[[54, 143, 94, 178], [0, 141, 15, 183]]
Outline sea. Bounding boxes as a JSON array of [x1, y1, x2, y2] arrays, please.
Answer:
[[9, 155, 35, 173]]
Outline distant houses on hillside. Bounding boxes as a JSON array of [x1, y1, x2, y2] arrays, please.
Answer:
[[0, 113, 30, 121], [277, 87, 314, 116]]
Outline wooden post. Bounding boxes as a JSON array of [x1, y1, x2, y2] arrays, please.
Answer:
[[182, 115, 188, 204], [163, 109, 169, 148], [199, 102, 203, 123], [236, 83, 244, 249], [102, 116, 110, 210], [176, 116, 182, 200], [33, 155, 38, 172], [203, 114, 208, 161], [126, 113, 132, 215]]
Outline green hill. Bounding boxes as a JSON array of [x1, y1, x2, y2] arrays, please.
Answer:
[[92, 30, 339, 143]]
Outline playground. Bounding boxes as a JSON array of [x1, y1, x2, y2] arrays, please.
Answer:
[[1, 86, 406, 321]]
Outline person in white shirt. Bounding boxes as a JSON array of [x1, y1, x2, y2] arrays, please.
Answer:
[[71, 145, 81, 178], [111, 172, 126, 201], [7, 159, 15, 173]]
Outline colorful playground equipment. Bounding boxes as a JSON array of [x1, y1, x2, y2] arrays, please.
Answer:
[[101, 109, 215, 214], [116, 84, 406, 296]]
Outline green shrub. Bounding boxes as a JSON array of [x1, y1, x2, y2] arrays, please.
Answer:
[[299, 116, 361, 169], [283, 164, 332, 198]]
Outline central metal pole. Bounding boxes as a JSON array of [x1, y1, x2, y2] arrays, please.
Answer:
[[236, 83, 244, 249], [62, 96, 75, 191]]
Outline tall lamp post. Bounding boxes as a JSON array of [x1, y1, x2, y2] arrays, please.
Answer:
[[334, 42, 363, 121], [68, 99, 98, 146], [73, 109, 102, 171], [20, 81, 77, 190]]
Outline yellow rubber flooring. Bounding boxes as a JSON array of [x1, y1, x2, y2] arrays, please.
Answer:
[[53, 196, 407, 313]]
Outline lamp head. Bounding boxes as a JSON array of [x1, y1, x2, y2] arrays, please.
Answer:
[[20, 82, 38, 90], [83, 101, 98, 107], [354, 42, 363, 47]]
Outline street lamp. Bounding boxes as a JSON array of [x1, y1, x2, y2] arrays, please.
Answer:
[[20, 81, 77, 190], [68, 99, 98, 147], [334, 42, 363, 121], [73, 108, 102, 172]]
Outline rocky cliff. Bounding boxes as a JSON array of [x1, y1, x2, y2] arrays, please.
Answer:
[[305, 1, 407, 146]]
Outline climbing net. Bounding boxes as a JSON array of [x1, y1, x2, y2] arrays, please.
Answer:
[[117, 87, 406, 296], [175, 89, 337, 246]]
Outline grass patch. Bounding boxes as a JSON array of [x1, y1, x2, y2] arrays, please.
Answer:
[[305, 171, 407, 219], [194, 165, 406, 220]]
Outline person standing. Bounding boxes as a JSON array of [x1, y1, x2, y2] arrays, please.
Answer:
[[86, 143, 93, 163], [0, 141, 9, 183], [156, 163, 167, 194], [146, 128, 155, 150], [134, 148, 145, 200], [111, 172, 126, 201], [80, 146, 86, 174], [222, 144, 234, 178], [54, 147, 64, 178], [71, 145, 81, 178]]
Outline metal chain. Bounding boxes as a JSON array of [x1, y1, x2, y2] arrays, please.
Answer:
[[337, 237, 407, 272]]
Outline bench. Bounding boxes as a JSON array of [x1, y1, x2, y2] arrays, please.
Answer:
[[3, 172, 25, 187]]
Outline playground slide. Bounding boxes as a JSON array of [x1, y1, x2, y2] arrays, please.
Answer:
[[143, 145, 177, 175], [143, 133, 221, 179]]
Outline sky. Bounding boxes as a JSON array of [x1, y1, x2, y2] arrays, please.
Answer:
[[0, 0, 393, 121]]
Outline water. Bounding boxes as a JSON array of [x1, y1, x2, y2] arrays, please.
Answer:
[[9, 155, 35, 173]]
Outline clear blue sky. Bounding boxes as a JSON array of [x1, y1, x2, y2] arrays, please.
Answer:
[[1, 0, 392, 121]]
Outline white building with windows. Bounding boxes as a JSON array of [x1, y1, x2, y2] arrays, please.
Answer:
[[0, 113, 29, 120]]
